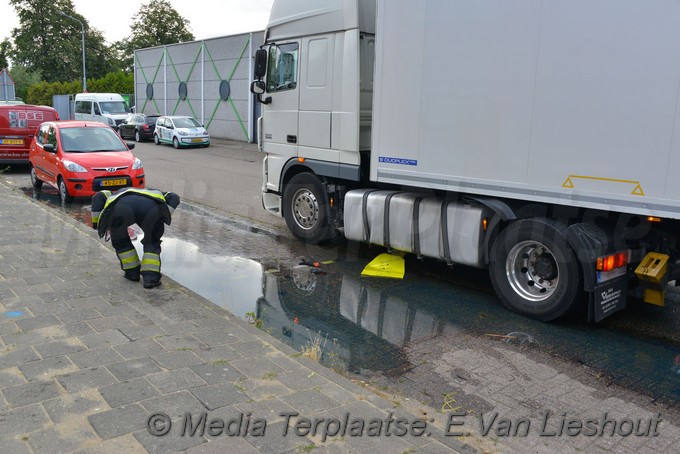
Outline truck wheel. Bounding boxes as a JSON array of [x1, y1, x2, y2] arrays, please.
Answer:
[[30, 164, 43, 189], [282, 173, 331, 244], [58, 177, 74, 204], [489, 219, 582, 321]]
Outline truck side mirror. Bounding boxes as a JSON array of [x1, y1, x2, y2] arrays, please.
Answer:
[[251, 80, 265, 95], [254, 49, 267, 79], [250, 80, 271, 105]]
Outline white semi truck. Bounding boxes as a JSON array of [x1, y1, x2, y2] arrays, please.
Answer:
[[251, 0, 680, 322]]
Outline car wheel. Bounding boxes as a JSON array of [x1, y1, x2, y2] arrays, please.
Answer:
[[282, 172, 331, 244], [173, 137, 180, 149], [154, 134, 160, 145], [29, 164, 43, 189], [58, 177, 74, 204], [135, 130, 141, 142], [489, 218, 582, 321]]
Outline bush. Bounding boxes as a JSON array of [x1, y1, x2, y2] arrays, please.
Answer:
[[26, 72, 134, 106]]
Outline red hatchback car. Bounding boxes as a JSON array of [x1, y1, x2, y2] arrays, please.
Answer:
[[29, 121, 145, 203]]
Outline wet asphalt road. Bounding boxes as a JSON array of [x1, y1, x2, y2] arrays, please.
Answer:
[[2, 140, 680, 414]]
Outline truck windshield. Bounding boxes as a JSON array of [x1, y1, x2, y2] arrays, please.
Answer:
[[266, 43, 299, 93], [99, 102, 130, 114]]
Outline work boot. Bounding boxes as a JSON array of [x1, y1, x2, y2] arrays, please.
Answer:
[[143, 280, 162, 289], [124, 270, 140, 282]]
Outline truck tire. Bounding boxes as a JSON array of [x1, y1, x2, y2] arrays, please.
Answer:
[[489, 219, 582, 321], [282, 172, 331, 244]]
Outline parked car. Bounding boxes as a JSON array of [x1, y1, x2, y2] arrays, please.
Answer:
[[0, 104, 59, 164], [154, 116, 210, 149], [118, 113, 160, 142], [28, 121, 145, 204]]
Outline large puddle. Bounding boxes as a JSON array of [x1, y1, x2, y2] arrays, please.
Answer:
[[22, 184, 680, 407]]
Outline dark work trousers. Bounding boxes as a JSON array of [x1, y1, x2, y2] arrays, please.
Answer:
[[108, 194, 165, 285]]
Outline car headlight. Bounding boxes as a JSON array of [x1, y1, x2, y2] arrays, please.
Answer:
[[107, 118, 115, 126], [178, 131, 188, 136], [63, 160, 87, 172], [202, 130, 208, 135], [132, 158, 143, 170]]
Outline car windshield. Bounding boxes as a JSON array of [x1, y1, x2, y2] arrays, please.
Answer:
[[60, 127, 128, 153], [173, 117, 201, 128], [100, 101, 130, 114]]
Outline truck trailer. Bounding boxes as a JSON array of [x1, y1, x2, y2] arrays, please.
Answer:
[[250, 0, 680, 322]]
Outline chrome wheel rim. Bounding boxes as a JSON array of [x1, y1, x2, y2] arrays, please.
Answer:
[[291, 188, 319, 230], [505, 240, 559, 302]]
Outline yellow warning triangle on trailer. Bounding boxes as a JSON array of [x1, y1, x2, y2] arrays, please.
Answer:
[[361, 253, 405, 279]]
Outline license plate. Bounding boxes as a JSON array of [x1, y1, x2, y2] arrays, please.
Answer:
[[101, 179, 127, 187], [191, 138, 203, 143], [0, 139, 23, 145]]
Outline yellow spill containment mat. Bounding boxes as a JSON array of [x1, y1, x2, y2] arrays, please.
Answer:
[[361, 253, 405, 279]]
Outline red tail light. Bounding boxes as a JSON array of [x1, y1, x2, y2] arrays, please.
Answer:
[[143, 124, 149, 130], [596, 251, 629, 272]]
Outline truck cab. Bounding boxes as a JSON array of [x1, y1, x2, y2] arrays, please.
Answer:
[[252, 0, 376, 241]]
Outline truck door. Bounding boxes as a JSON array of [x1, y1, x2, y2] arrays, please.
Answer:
[[263, 42, 300, 157], [299, 35, 333, 154]]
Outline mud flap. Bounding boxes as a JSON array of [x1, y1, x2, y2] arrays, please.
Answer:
[[589, 276, 627, 322]]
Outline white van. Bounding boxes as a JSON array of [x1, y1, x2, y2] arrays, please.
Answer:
[[74, 93, 131, 131]]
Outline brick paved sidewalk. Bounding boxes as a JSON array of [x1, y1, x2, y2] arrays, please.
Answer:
[[0, 182, 470, 453]]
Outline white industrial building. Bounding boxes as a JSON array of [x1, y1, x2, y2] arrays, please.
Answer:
[[133, 31, 264, 142]]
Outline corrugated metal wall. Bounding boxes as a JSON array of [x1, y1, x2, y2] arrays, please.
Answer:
[[134, 31, 264, 143]]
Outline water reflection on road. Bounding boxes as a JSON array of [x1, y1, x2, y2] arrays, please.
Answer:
[[22, 184, 680, 407], [256, 260, 680, 405], [141, 236, 263, 320]]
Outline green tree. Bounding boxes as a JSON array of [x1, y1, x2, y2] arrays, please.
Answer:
[[0, 39, 12, 69], [115, 0, 194, 71], [81, 28, 121, 78], [6, 65, 42, 101], [9, 0, 117, 83]]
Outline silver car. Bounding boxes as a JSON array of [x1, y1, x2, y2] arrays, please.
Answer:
[[153, 116, 210, 149]]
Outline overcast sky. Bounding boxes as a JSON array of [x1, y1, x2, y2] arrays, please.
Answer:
[[1, 0, 275, 44]]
